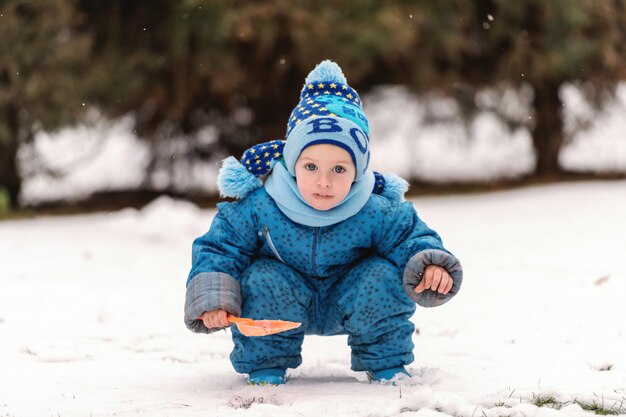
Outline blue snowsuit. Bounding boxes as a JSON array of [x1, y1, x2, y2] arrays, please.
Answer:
[[184, 187, 462, 374]]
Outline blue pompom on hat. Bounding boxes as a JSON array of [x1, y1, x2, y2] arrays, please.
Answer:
[[217, 60, 408, 202]]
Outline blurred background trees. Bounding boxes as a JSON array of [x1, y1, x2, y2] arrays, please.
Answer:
[[413, 0, 626, 176], [1, 0, 625, 209], [0, 0, 92, 206]]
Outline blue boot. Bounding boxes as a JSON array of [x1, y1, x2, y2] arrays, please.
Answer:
[[366, 366, 411, 384], [247, 368, 287, 386]]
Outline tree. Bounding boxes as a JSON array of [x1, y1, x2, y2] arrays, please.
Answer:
[[76, 1, 424, 164], [69, 0, 429, 193], [404, 0, 626, 176], [4, 0, 624, 207], [81, 0, 626, 180], [0, 0, 92, 207], [6, 0, 418, 204]]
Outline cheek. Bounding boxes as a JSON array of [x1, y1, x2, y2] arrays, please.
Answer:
[[295, 175, 310, 195], [338, 178, 353, 197]]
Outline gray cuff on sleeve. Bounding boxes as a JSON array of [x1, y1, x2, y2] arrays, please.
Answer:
[[403, 249, 463, 308], [184, 272, 242, 334]]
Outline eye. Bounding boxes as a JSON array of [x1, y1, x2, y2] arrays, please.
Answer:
[[304, 163, 317, 171], [332, 166, 346, 174]]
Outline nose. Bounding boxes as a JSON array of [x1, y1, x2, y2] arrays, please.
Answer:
[[317, 172, 331, 188]]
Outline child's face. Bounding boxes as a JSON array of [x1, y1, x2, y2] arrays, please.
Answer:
[[295, 144, 356, 211]]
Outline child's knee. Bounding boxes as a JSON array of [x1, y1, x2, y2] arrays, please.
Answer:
[[333, 256, 415, 331], [348, 256, 406, 297], [240, 258, 312, 314], [241, 258, 289, 290]]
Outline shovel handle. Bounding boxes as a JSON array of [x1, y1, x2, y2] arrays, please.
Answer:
[[226, 314, 253, 325]]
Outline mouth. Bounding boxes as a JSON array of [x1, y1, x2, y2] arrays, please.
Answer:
[[314, 193, 334, 199]]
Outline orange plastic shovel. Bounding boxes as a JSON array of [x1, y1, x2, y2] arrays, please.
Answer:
[[227, 314, 301, 337]]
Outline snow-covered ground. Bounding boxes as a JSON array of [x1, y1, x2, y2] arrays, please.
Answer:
[[1, 181, 625, 417]]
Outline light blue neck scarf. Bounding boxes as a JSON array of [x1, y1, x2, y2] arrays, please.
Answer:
[[265, 162, 375, 227]]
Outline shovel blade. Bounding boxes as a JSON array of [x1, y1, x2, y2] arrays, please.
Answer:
[[227, 315, 301, 337]]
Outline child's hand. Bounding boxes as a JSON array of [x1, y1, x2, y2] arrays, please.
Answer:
[[415, 265, 453, 295], [200, 309, 230, 329]]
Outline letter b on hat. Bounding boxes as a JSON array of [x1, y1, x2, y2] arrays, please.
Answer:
[[307, 117, 342, 135]]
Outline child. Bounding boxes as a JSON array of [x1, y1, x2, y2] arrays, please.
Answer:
[[184, 60, 463, 385]]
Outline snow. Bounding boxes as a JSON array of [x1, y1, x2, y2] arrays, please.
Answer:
[[366, 83, 626, 181], [20, 116, 150, 205], [366, 88, 534, 181], [560, 83, 626, 172], [2, 181, 625, 417]]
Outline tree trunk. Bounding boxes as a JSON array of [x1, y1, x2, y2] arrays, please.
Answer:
[[0, 142, 20, 208], [0, 105, 22, 208], [530, 79, 565, 177]]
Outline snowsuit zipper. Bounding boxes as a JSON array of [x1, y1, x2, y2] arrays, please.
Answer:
[[263, 226, 285, 263], [311, 228, 320, 276]]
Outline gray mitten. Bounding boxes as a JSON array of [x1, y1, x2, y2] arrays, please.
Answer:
[[403, 249, 463, 307]]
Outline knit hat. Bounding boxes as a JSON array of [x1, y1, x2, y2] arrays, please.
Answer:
[[283, 61, 370, 180], [217, 60, 408, 201]]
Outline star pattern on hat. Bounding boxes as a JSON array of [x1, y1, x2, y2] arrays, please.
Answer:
[[241, 140, 286, 175], [373, 171, 385, 193], [287, 82, 363, 137], [303, 83, 360, 104]]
